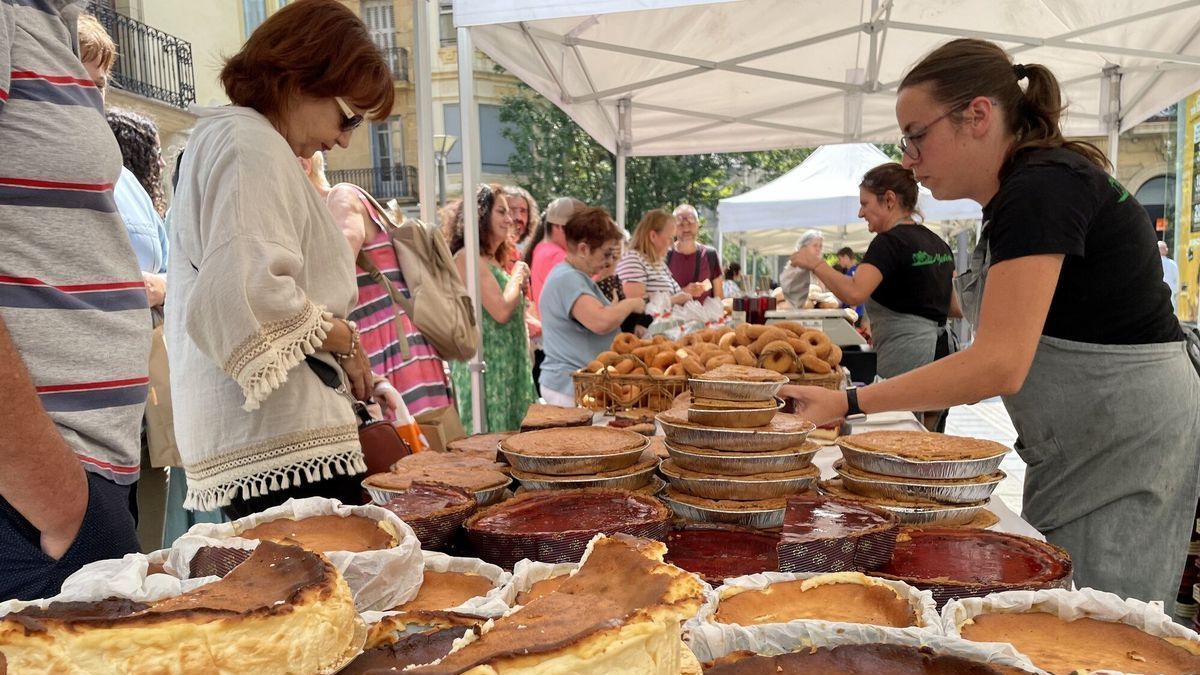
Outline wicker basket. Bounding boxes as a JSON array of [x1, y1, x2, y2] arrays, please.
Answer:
[[573, 354, 688, 414], [787, 366, 846, 391]]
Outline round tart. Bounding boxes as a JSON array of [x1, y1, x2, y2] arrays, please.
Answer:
[[365, 466, 510, 506], [380, 483, 476, 551], [777, 495, 899, 574], [394, 570, 498, 612], [687, 399, 783, 428], [959, 611, 1200, 674], [875, 528, 1072, 606], [446, 432, 514, 460], [237, 514, 398, 553], [703, 644, 1030, 674], [818, 477, 993, 527], [659, 458, 818, 501], [666, 441, 818, 476], [837, 431, 1010, 480], [834, 459, 1005, 505], [694, 364, 789, 383], [664, 524, 779, 584], [661, 487, 789, 529], [713, 572, 918, 628], [658, 409, 816, 453], [510, 452, 659, 491], [500, 426, 648, 476], [519, 403, 593, 431], [464, 488, 671, 567]]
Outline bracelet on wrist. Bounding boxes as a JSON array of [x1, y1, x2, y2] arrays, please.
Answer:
[[334, 320, 360, 360]]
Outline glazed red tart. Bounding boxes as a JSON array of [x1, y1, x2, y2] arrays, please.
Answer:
[[664, 524, 780, 584], [464, 488, 671, 567], [776, 495, 899, 574], [874, 528, 1072, 607], [380, 483, 475, 551], [702, 645, 1030, 674]]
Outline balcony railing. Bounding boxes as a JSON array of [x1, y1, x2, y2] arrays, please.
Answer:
[[87, 2, 196, 109], [327, 166, 418, 202], [382, 46, 410, 83]]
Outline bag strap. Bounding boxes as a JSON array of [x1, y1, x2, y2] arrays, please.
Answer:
[[333, 183, 412, 360], [305, 356, 373, 424]]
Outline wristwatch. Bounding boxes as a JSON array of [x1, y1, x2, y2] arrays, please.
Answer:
[[844, 386, 867, 420]]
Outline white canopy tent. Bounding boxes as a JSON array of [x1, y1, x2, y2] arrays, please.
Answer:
[[718, 143, 982, 255], [444, 0, 1200, 430]]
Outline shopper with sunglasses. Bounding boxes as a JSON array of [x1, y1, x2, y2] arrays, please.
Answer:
[[165, 0, 393, 516], [783, 38, 1200, 610]]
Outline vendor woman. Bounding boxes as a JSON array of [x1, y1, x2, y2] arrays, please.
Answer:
[[783, 38, 1200, 610], [789, 162, 959, 431]]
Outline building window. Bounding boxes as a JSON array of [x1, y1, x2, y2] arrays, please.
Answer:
[[439, 1, 455, 47], [442, 103, 515, 174], [1135, 174, 1175, 233], [242, 0, 267, 37], [372, 115, 409, 196]]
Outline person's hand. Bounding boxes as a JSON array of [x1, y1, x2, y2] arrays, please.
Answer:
[[778, 384, 848, 426], [510, 261, 530, 286], [625, 297, 647, 314], [685, 282, 706, 298], [338, 339, 373, 402], [371, 380, 402, 419], [143, 272, 166, 308], [789, 248, 824, 270]]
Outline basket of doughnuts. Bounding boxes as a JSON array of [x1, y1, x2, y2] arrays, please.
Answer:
[[573, 349, 687, 414]]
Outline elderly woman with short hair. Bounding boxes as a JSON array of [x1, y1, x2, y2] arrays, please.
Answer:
[[779, 229, 825, 308], [166, 0, 394, 517]]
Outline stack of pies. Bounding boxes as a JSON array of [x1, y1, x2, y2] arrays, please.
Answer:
[[404, 534, 705, 674], [0, 542, 363, 674], [819, 477, 1000, 530], [464, 488, 671, 567], [664, 524, 779, 584], [828, 431, 1010, 526], [708, 572, 924, 628], [875, 527, 1072, 606], [702, 645, 1031, 674], [378, 483, 475, 551], [445, 431, 514, 461], [501, 426, 657, 492], [519, 403, 593, 431], [364, 452, 511, 506], [776, 494, 899, 574]]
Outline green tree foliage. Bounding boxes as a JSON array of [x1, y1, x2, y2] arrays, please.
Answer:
[[499, 86, 814, 230]]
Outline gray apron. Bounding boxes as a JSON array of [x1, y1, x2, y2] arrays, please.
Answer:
[[866, 297, 956, 380], [957, 226, 1200, 609]]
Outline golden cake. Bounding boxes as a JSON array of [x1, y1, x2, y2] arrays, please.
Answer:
[[0, 542, 361, 674], [694, 365, 788, 383], [406, 534, 705, 674], [959, 611, 1200, 674], [713, 572, 918, 628], [838, 431, 1009, 462], [520, 403, 593, 431], [235, 514, 397, 553], [394, 571, 497, 612], [515, 574, 572, 605], [703, 645, 1030, 674], [350, 611, 484, 673]]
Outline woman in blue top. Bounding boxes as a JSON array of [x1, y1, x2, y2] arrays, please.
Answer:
[[539, 207, 646, 406]]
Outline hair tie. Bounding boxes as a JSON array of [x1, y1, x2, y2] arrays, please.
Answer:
[[1013, 63, 1029, 81]]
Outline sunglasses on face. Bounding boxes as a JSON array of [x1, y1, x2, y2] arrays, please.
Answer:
[[335, 97, 364, 132]]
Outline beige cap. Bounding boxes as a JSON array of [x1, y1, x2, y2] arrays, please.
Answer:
[[545, 196, 583, 225]]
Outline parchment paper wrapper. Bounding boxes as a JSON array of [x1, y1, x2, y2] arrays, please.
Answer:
[[942, 587, 1200, 674], [492, 559, 580, 608], [685, 621, 1045, 672], [686, 571, 940, 633], [417, 551, 512, 617], [182, 496, 423, 611]]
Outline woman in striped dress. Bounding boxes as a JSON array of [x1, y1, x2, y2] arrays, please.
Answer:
[[617, 208, 705, 305], [302, 153, 453, 419]]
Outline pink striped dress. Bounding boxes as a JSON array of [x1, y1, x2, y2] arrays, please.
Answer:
[[345, 191, 453, 417]]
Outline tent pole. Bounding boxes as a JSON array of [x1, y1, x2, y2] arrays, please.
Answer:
[[616, 97, 631, 227], [413, 0, 436, 223], [458, 26, 487, 433], [1104, 65, 1122, 175]]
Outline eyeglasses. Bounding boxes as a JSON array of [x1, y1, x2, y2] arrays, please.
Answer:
[[335, 97, 363, 132], [898, 101, 969, 161]]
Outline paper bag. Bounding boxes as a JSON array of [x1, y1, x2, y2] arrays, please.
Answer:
[[415, 405, 467, 453]]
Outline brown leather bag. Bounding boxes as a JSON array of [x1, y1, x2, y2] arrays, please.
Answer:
[[307, 357, 412, 475]]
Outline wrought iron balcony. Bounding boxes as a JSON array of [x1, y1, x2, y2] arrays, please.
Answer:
[[327, 166, 418, 202], [86, 2, 196, 109], [382, 46, 410, 83]]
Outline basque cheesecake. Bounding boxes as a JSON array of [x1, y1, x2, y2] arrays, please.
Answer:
[[515, 574, 572, 605], [236, 514, 398, 553], [394, 571, 497, 612], [0, 542, 361, 674], [702, 645, 1031, 674], [406, 534, 706, 674], [349, 611, 484, 673], [713, 572, 918, 628], [959, 611, 1200, 674]]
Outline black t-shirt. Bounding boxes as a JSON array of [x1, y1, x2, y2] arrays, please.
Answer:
[[862, 223, 955, 323], [985, 148, 1181, 345]]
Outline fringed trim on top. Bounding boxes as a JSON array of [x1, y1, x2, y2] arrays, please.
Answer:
[[184, 444, 366, 512], [226, 302, 334, 411]]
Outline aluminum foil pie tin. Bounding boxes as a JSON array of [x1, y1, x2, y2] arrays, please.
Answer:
[[659, 493, 785, 529], [834, 460, 1005, 505], [665, 441, 819, 476], [879, 502, 988, 527], [688, 377, 786, 402], [365, 477, 512, 509], [658, 414, 816, 453], [500, 438, 649, 476], [838, 443, 1008, 480], [658, 460, 818, 501], [465, 519, 670, 569], [776, 528, 898, 575], [511, 462, 658, 492], [686, 399, 784, 429]]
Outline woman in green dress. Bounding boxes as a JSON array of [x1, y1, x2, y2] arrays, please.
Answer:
[[448, 184, 536, 431]]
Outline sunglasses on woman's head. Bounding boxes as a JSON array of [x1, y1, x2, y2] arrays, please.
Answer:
[[335, 97, 363, 132]]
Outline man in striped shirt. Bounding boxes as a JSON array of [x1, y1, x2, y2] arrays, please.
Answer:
[[0, 0, 148, 601]]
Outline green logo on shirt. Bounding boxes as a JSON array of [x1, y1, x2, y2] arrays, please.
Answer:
[[912, 251, 953, 267], [1107, 175, 1130, 202]]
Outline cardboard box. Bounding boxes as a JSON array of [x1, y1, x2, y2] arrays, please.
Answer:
[[415, 405, 466, 453]]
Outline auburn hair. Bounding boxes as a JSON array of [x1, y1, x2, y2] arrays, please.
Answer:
[[220, 0, 394, 123], [899, 38, 1107, 174], [77, 14, 116, 77], [447, 184, 508, 258], [630, 209, 675, 263], [860, 162, 922, 217], [564, 207, 622, 251]]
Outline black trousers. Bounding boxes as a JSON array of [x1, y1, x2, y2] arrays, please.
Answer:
[[220, 472, 367, 520]]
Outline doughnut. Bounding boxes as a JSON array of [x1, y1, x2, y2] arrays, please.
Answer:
[[597, 350, 622, 365], [734, 323, 755, 346], [799, 330, 833, 359], [614, 358, 638, 374], [750, 328, 789, 354], [679, 333, 701, 347], [825, 343, 843, 367], [652, 335, 672, 346], [717, 332, 737, 350], [758, 343, 797, 374], [693, 342, 719, 355], [633, 345, 659, 362], [651, 350, 677, 369], [702, 351, 730, 368], [800, 351, 833, 374], [679, 354, 706, 376], [773, 321, 809, 337], [732, 346, 757, 367], [745, 324, 771, 339], [664, 364, 685, 378], [613, 332, 640, 354], [706, 354, 736, 369], [585, 360, 605, 373], [786, 337, 815, 355]]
